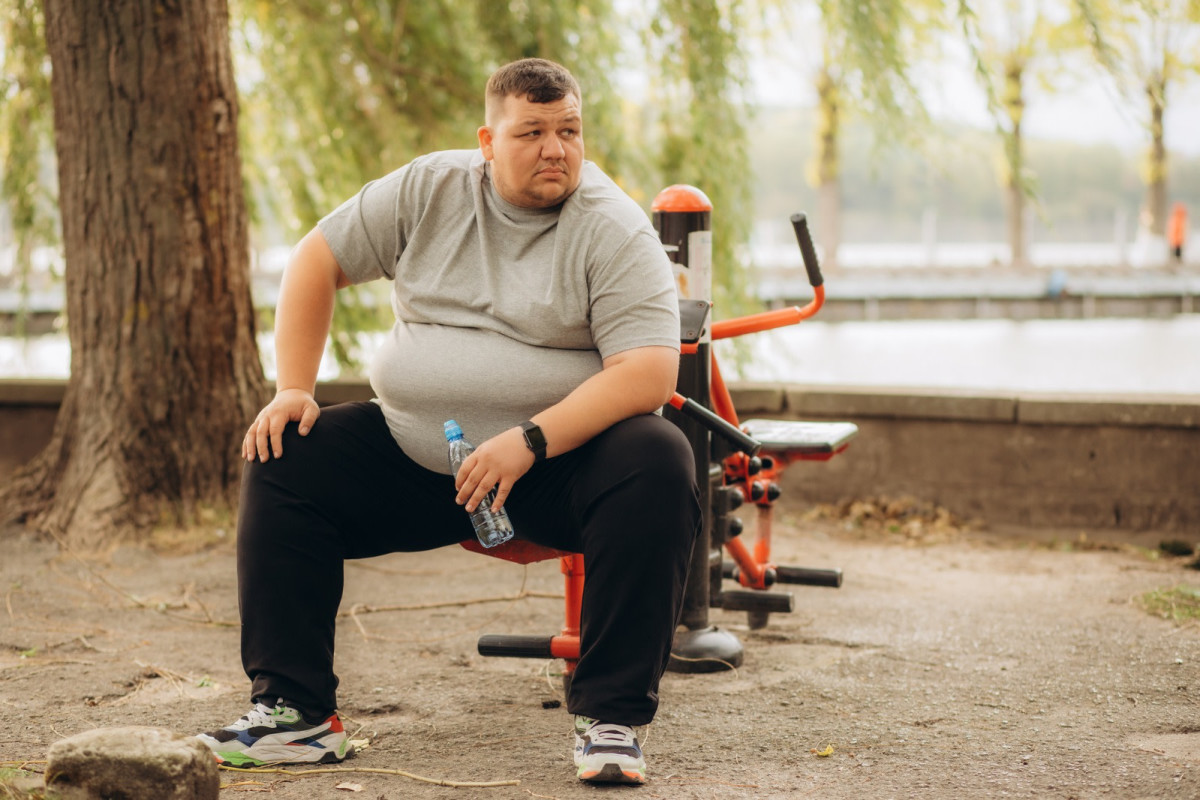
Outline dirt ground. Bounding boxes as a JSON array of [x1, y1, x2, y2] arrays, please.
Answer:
[[2, 506, 1199, 800]]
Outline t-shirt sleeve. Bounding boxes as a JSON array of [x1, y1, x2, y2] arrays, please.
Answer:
[[588, 228, 681, 359], [316, 167, 411, 285]]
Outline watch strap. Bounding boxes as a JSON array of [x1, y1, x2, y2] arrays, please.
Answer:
[[520, 420, 547, 462]]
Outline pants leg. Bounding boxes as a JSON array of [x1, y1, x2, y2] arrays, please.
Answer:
[[506, 414, 701, 726], [237, 403, 699, 727], [236, 401, 472, 718]]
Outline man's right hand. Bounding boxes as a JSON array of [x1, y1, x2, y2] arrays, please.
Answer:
[[243, 388, 321, 462]]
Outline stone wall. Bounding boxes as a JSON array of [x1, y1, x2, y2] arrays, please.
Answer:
[[2, 379, 1196, 533]]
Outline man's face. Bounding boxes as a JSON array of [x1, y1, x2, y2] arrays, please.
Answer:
[[478, 92, 584, 209]]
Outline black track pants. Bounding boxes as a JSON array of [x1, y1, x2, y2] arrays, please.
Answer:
[[236, 401, 701, 726]]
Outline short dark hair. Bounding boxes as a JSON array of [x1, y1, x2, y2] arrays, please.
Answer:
[[485, 58, 580, 113]]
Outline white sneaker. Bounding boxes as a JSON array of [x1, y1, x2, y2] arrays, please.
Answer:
[[196, 700, 352, 766], [573, 715, 646, 784]]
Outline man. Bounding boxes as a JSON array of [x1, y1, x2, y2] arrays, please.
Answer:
[[196, 58, 701, 785]]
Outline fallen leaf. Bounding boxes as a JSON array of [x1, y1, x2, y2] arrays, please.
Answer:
[[811, 744, 835, 757], [335, 782, 364, 792]]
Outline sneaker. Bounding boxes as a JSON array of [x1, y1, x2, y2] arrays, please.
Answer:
[[196, 700, 353, 766], [573, 715, 646, 784]]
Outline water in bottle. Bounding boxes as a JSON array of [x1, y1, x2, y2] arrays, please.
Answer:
[[444, 420, 515, 548]]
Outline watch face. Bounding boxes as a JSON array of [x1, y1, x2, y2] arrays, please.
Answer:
[[522, 422, 547, 455]]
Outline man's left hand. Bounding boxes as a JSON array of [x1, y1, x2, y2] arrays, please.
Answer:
[[454, 426, 535, 512]]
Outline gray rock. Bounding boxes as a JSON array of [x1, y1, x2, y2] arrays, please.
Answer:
[[46, 726, 219, 800]]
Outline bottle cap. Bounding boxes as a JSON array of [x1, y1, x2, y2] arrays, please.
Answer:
[[444, 420, 463, 441]]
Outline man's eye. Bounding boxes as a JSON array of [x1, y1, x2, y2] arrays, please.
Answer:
[[562, 129, 577, 138]]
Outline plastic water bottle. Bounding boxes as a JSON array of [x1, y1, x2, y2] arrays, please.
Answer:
[[444, 420, 515, 548]]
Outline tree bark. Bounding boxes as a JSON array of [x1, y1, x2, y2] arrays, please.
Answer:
[[1002, 57, 1027, 269], [1143, 76, 1168, 239], [814, 66, 841, 272], [2, 0, 268, 548]]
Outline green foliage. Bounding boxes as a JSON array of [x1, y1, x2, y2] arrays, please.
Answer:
[[1068, 0, 1200, 232], [0, 0, 58, 336], [816, 0, 938, 129], [640, 0, 755, 316], [228, 0, 756, 360]]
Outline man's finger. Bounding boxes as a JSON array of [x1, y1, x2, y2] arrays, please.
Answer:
[[298, 403, 320, 436], [465, 468, 500, 513], [268, 412, 288, 459], [255, 419, 271, 462], [491, 479, 514, 513]]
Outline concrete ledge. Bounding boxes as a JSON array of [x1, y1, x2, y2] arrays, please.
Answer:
[[1015, 393, 1200, 428], [724, 382, 1200, 429], [0, 378, 70, 405], [3, 378, 1198, 532], [781, 384, 1017, 423]]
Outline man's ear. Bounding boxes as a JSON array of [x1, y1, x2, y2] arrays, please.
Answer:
[[478, 126, 494, 160]]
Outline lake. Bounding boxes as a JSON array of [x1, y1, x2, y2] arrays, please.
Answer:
[[4, 316, 1198, 396]]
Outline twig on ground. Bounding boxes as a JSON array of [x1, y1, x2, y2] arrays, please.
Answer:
[[522, 789, 561, 799], [346, 560, 499, 577], [218, 764, 519, 788], [338, 589, 559, 617], [342, 569, 549, 646], [348, 606, 370, 641], [542, 662, 563, 698], [667, 653, 740, 677], [43, 529, 236, 627]]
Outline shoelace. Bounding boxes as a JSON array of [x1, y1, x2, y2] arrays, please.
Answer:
[[233, 702, 281, 730]]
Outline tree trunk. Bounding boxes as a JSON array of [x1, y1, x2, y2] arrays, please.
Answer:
[[1143, 76, 1168, 239], [1004, 169, 1026, 269], [2, 0, 268, 548], [814, 66, 841, 272], [1002, 57, 1027, 269]]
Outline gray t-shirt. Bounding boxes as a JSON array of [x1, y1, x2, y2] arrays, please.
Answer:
[[318, 149, 680, 472]]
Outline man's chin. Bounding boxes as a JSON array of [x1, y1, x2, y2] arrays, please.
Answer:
[[525, 186, 575, 208]]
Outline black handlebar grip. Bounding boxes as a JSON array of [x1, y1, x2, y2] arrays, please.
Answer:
[[478, 634, 555, 658], [790, 213, 824, 288], [774, 565, 843, 588], [676, 396, 762, 456]]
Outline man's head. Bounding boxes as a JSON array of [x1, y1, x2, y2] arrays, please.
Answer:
[[478, 58, 584, 209]]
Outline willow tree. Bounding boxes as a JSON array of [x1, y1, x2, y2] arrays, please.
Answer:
[[1, 0, 267, 547], [232, 0, 651, 365], [801, 0, 941, 271], [1074, 0, 1200, 245], [750, 0, 936, 272], [627, 0, 755, 314], [957, 0, 1089, 268], [0, 0, 57, 338]]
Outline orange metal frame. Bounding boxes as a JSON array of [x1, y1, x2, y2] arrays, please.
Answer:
[[465, 276, 831, 672]]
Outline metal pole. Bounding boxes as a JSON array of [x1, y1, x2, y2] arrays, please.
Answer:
[[653, 184, 744, 672]]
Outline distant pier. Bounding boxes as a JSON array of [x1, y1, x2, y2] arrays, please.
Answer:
[[757, 266, 1200, 321]]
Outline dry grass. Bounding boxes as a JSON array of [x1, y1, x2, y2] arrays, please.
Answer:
[[1136, 585, 1200, 623]]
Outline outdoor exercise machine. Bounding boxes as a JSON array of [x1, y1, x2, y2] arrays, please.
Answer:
[[462, 185, 857, 686]]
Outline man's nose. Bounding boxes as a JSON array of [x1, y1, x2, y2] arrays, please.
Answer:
[[541, 134, 565, 159]]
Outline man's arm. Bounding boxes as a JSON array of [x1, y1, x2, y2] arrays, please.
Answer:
[[243, 229, 350, 462], [454, 344, 679, 512]]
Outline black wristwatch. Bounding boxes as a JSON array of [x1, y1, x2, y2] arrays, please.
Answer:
[[519, 421, 547, 462]]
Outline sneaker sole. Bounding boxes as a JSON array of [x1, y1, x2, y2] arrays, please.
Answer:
[[214, 741, 354, 767], [578, 762, 646, 784]]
